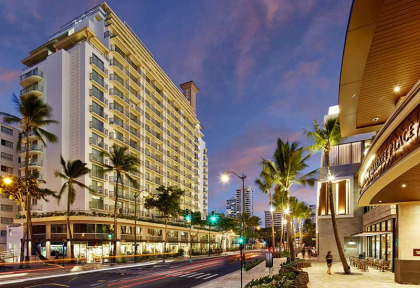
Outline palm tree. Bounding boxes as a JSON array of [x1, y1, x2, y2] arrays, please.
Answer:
[[305, 117, 350, 274], [144, 186, 184, 256], [55, 155, 91, 259], [0, 94, 58, 261], [263, 138, 316, 262], [273, 187, 287, 253], [255, 164, 276, 253], [294, 202, 311, 250], [104, 144, 140, 260]]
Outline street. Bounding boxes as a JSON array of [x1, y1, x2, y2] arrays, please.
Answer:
[[0, 252, 263, 288]]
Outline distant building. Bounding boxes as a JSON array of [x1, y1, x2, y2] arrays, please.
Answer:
[[265, 211, 282, 229], [236, 187, 253, 217], [226, 197, 236, 218], [309, 204, 316, 224]]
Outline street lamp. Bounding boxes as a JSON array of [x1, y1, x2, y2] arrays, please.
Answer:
[[3, 177, 12, 185], [133, 190, 148, 262], [220, 171, 246, 288]]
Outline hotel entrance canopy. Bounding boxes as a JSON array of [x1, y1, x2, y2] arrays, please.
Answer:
[[338, 0, 420, 206]]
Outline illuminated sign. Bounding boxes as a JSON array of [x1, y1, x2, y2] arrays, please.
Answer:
[[361, 104, 420, 192]]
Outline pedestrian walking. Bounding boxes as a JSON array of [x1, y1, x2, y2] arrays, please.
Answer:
[[326, 251, 333, 274]]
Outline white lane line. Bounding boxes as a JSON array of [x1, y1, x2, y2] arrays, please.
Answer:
[[186, 272, 200, 278], [191, 273, 204, 278], [195, 273, 211, 279], [202, 274, 218, 280], [179, 272, 196, 277]]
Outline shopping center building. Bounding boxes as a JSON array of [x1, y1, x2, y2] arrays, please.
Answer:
[[7, 2, 218, 260], [339, 0, 420, 283]]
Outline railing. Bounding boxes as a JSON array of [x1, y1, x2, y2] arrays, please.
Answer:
[[109, 103, 129, 117], [90, 88, 108, 105], [20, 84, 43, 96], [50, 233, 67, 241], [89, 73, 108, 90], [73, 233, 109, 240], [20, 160, 43, 168], [89, 201, 105, 210], [20, 68, 43, 81], [121, 234, 142, 241], [89, 137, 107, 150], [109, 132, 129, 144], [90, 185, 108, 196], [20, 145, 43, 153], [89, 153, 104, 164], [90, 121, 105, 134], [109, 88, 129, 104], [90, 57, 108, 75], [90, 170, 107, 180], [90, 105, 107, 120], [167, 236, 179, 242], [146, 236, 163, 241], [109, 119, 129, 131]]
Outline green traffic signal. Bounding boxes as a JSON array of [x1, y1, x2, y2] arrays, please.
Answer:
[[210, 215, 217, 223], [185, 215, 192, 222], [238, 236, 245, 244]]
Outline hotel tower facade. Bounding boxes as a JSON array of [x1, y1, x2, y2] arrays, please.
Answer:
[[9, 3, 225, 261]]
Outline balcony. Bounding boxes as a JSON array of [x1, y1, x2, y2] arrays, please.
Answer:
[[90, 57, 108, 76], [90, 170, 107, 181], [109, 191, 130, 201], [146, 236, 163, 242], [89, 88, 108, 106], [109, 132, 129, 145], [20, 84, 43, 97], [89, 73, 108, 91], [89, 153, 105, 165], [89, 201, 105, 210], [109, 58, 128, 79], [20, 160, 43, 168], [73, 233, 109, 240], [89, 105, 108, 121], [89, 121, 107, 136], [109, 88, 129, 105], [89, 137, 108, 151], [121, 234, 142, 241], [90, 185, 107, 196], [109, 103, 129, 119], [109, 74, 128, 92], [20, 144, 43, 154], [20, 68, 43, 87]]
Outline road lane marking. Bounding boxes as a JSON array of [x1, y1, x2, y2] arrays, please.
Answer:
[[194, 273, 210, 279], [186, 272, 200, 278], [202, 274, 218, 280]]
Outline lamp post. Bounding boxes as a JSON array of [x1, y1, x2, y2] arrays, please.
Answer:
[[221, 171, 246, 288], [133, 190, 148, 262]]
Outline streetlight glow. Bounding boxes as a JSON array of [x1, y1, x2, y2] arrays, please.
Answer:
[[284, 208, 290, 215], [394, 85, 401, 93], [282, 219, 287, 225], [3, 177, 12, 185], [270, 206, 275, 212], [220, 173, 230, 183], [327, 174, 335, 182]]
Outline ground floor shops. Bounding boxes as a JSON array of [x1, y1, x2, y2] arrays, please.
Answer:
[[8, 215, 238, 263]]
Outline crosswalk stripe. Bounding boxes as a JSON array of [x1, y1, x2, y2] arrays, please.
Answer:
[[195, 273, 211, 279], [187, 272, 200, 278], [179, 272, 196, 277], [203, 274, 218, 280], [192, 273, 204, 278]]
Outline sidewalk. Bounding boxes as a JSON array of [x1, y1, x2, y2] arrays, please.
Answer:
[[195, 258, 286, 288], [303, 261, 418, 288]]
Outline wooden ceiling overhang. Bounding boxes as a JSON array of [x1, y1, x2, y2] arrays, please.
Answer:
[[339, 0, 420, 137]]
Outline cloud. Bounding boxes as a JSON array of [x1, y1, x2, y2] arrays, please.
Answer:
[[0, 68, 19, 83]]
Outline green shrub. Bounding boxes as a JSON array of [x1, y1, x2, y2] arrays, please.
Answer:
[[244, 258, 265, 271], [177, 248, 184, 256]]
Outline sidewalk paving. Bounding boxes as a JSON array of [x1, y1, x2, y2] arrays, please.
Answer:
[[303, 261, 418, 288]]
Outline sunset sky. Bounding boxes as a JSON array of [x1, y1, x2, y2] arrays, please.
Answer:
[[0, 0, 353, 220]]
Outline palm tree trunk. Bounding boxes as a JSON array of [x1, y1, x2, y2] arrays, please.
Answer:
[[287, 214, 295, 262], [325, 149, 350, 274], [67, 191, 74, 260], [164, 217, 168, 254], [113, 174, 120, 262], [269, 192, 275, 254]]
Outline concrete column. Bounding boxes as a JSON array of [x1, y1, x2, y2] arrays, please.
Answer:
[[46, 241, 51, 260], [395, 203, 420, 284]]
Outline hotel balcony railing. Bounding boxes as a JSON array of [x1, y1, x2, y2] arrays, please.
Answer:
[[89, 105, 108, 120], [20, 68, 43, 81], [89, 121, 107, 135], [146, 236, 163, 242], [129, 142, 140, 151], [110, 59, 128, 75], [109, 103, 129, 118], [89, 73, 108, 90], [109, 88, 129, 104], [167, 236, 179, 243], [109, 132, 129, 145], [109, 191, 130, 201], [129, 115, 142, 126], [109, 176, 129, 186], [89, 137, 108, 150], [90, 171, 107, 180], [121, 234, 142, 241], [73, 233, 109, 240], [20, 160, 43, 168], [90, 57, 108, 75], [89, 185, 108, 196], [109, 119, 129, 132], [20, 84, 43, 97], [20, 145, 43, 153], [109, 74, 129, 90], [89, 88, 108, 105], [89, 153, 105, 164], [50, 233, 67, 241]]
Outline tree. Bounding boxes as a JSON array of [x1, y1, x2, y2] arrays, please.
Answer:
[[186, 211, 207, 258], [104, 144, 140, 260], [294, 201, 311, 249], [255, 164, 276, 252], [217, 215, 238, 254], [0, 93, 58, 261], [0, 172, 56, 261], [273, 187, 288, 253], [305, 117, 350, 274], [302, 219, 316, 247], [145, 186, 184, 256], [263, 138, 316, 262], [55, 155, 91, 259]]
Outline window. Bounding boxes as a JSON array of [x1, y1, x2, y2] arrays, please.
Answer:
[[1, 126, 13, 136], [1, 218, 13, 224], [1, 139, 13, 149], [318, 179, 350, 216], [91, 164, 104, 179], [0, 230, 6, 237], [91, 117, 104, 133], [1, 152, 13, 161], [91, 132, 104, 147], [51, 224, 67, 234], [1, 166, 13, 174], [91, 70, 104, 87], [91, 101, 104, 118], [92, 54, 105, 72], [91, 148, 103, 163], [1, 204, 13, 212]]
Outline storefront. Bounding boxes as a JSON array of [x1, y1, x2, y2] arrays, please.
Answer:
[[338, 0, 420, 283]]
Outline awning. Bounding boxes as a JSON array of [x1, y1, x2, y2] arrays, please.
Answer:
[[352, 231, 392, 237]]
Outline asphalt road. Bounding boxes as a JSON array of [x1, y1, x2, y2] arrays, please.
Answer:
[[2, 252, 263, 288]]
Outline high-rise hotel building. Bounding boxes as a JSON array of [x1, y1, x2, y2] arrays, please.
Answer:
[[18, 3, 208, 217]]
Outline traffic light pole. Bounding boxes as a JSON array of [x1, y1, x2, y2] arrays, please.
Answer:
[[208, 218, 211, 257]]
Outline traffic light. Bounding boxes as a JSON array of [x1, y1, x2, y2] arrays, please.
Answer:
[[238, 236, 245, 244], [184, 209, 192, 222], [209, 211, 217, 224]]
